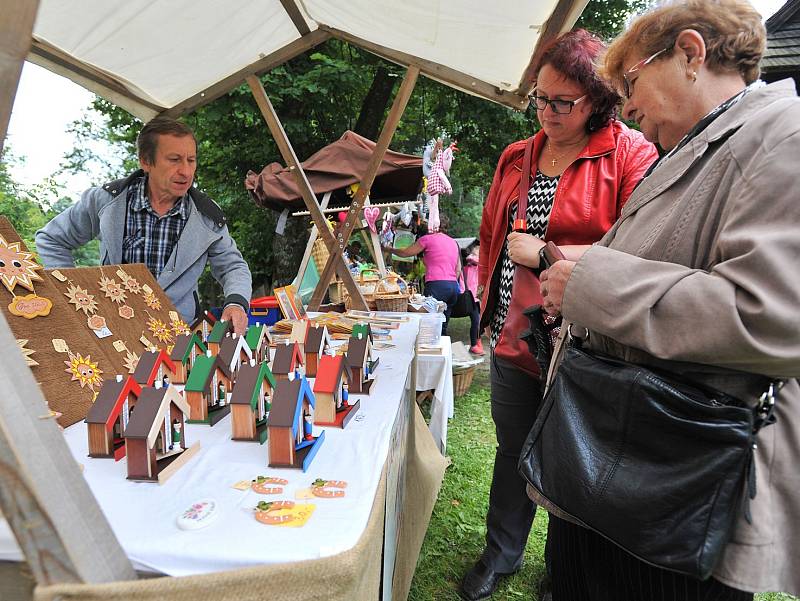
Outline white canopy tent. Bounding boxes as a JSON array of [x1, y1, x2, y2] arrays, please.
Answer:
[[26, 0, 588, 121]]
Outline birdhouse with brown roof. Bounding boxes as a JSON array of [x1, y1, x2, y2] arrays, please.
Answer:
[[190, 310, 216, 342], [230, 359, 276, 443], [245, 323, 272, 363], [85, 375, 142, 460], [123, 384, 200, 483], [313, 354, 359, 428], [133, 348, 177, 388], [345, 334, 379, 394], [218, 332, 253, 378], [267, 375, 325, 472], [303, 323, 331, 378], [272, 341, 304, 381], [184, 350, 233, 425], [169, 332, 207, 384]]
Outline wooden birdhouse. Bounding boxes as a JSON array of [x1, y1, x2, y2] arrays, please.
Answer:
[[303, 323, 331, 378], [206, 319, 233, 355], [351, 322, 374, 343], [169, 332, 207, 384], [85, 375, 142, 460], [230, 359, 276, 443], [313, 354, 359, 428], [123, 384, 200, 483], [345, 334, 379, 394], [133, 348, 177, 388], [218, 332, 253, 378], [267, 375, 324, 471], [272, 341, 304, 381], [190, 310, 216, 342], [245, 323, 272, 363], [184, 350, 233, 425], [289, 319, 310, 353]]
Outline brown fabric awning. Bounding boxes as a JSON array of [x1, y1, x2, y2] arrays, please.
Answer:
[[245, 130, 423, 212]]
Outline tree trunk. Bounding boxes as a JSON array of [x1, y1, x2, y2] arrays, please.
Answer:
[[353, 65, 397, 141]]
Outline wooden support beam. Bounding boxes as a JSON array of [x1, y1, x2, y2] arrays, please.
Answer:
[[245, 74, 368, 310], [0, 312, 136, 585], [279, 0, 312, 36], [163, 30, 330, 119], [0, 0, 40, 155], [309, 65, 420, 308], [321, 26, 529, 111], [513, 0, 587, 98]]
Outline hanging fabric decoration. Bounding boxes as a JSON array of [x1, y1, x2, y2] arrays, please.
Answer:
[[64, 282, 98, 316], [364, 206, 381, 234], [98, 272, 127, 304], [64, 351, 104, 391], [117, 269, 142, 295], [426, 141, 457, 232], [0, 234, 53, 319], [16, 339, 38, 367]]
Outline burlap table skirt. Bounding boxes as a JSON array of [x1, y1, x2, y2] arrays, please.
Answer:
[[1, 404, 447, 601]]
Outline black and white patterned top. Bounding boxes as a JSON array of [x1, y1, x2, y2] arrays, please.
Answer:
[[490, 171, 560, 348]]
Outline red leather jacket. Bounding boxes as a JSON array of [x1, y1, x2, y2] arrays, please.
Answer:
[[479, 120, 658, 374]]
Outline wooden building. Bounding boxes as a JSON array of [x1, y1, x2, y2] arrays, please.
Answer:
[[313, 354, 358, 428], [85, 375, 141, 460], [230, 360, 276, 443], [184, 351, 233, 425], [169, 332, 207, 384], [267, 376, 324, 471]]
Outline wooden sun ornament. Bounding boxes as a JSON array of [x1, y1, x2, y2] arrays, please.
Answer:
[[146, 313, 173, 345], [143, 290, 161, 311], [117, 269, 141, 294], [171, 316, 190, 336], [0, 234, 53, 319], [64, 282, 98, 316], [98, 273, 127, 304], [16, 339, 38, 367], [64, 351, 103, 391]]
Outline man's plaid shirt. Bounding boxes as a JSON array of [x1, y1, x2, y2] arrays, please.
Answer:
[[122, 176, 189, 278]]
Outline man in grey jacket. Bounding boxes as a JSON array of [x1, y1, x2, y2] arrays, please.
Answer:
[[36, 117, 252, 333]]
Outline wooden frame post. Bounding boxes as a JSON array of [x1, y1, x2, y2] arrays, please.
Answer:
[[309, 65, 420, 308], [0, 0, 39, 155], [0, 313, 136, 585], [246, 75, 368, 310]]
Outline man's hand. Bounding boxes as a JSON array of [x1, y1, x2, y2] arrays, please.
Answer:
[[221, 304, 248, 335], [507, 232, 546, 268], [540, 261, 575, 316]]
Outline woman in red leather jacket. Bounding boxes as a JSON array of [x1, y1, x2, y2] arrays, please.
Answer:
[[461, 29, 658, 601]]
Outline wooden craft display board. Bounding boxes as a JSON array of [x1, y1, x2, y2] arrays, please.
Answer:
[[0, 218, 179, 427]]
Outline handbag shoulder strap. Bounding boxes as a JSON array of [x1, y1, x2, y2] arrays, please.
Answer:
[[515, 136, 536, 228]]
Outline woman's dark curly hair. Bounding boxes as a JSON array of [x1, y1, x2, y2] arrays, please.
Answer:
[[532, 29, 620, 133]]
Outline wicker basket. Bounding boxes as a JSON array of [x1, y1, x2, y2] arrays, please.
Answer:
[[453, 366, 476, 397], [342, 273, 379, 311], [373, 273, 410, 313], [375, 295, 408, 312], [311, 237, 330, 270]]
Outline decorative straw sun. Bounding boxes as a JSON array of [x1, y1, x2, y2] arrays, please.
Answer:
[[64, 283, 98, 315], [143, 291, 161, 311], [98, 275, 127, 304], [120, 272, 141, 294], [123, 351, 140, 374], [0, 236, 43, 293], [64, 353, 103, 391], [171, 318, 190, 336], [17, 339, 38, 367], [147, 316, 173, 344]]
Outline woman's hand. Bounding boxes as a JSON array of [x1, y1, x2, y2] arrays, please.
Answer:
[[507, 232, 545, 268], [540, 260, 576, 316]]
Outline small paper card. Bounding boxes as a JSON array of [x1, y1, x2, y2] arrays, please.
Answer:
[[52, 339, 69, 353], [142, 284, 153, 295], [140, 335, 154, 349], [116, 269, 127, 279], [231, 480, 251, 491], [169, 311, 179, 322], [113, 340, 128, 353], [93, 326, 113, 339], [50, 270, 67, 282]]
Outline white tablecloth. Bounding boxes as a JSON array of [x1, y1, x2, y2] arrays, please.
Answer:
[[0, 317, 422, 577], [415, 336, 453, 453]]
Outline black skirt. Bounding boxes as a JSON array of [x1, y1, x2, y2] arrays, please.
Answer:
[[547, 516, 754, 601]]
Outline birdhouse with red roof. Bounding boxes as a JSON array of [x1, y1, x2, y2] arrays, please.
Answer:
[[133, 348, 176, 388], [85, 375, 142, 460], [313, 354, 359, 428]]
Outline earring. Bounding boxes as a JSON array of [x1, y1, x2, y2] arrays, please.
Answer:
[[690, 71, 697, 82]]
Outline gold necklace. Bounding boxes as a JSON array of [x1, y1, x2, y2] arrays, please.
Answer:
[[546, 139, 586, 167]]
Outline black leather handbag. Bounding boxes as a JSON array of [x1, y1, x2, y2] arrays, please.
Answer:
[[518, 341, 780, 580], [450, 289, 475, 318]]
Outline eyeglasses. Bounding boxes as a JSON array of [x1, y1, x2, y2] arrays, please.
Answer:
[[529, 92, 587, 114], [622, 47, 670, 99]]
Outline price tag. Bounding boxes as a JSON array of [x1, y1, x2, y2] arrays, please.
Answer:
[[140, 335, 154, 349], [50, 270, 67, 282], [116, 269, 127, 279], [52, 339, 69, 353], [142, 284, 153, 295], [113, 340, 128, 353], [93, 327, 113, 339], [169, 311, 179, 322]]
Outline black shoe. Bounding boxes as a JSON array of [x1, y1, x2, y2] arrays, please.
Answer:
[[460, 560, 508, 601]]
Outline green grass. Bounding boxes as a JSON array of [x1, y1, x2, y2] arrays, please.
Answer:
[[408, 338, 798, 601]]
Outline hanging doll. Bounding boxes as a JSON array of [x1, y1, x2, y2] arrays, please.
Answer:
[[425, 140, 457, 232], [380, 209, 398, 248]]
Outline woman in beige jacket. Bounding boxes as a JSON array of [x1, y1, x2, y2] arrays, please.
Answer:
[[539, 0, 800, 598]]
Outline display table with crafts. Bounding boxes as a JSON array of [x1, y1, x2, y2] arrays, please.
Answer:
[[0, 316, 448, 601], [415, 335, 454, 453]]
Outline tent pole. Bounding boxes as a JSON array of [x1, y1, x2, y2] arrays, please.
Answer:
[[0, 312, 137, 585], [309, 65, 419, 308], [293, 191, 332, 289], [0, 0, 39, 155], [245, 75, 368, 310]]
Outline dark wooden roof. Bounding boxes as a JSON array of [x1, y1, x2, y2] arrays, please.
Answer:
[[346, 336, 369, 368], [230, 361, 275, 406], [86, 377, 134, 424], [123, 387, 166, 439], [170, 332, 205, 363], [268, 378, 302, 428], [133, 350, 160, 384], [763, 0, 800, 76], [218, 334, 241, 366], [305, 325, 328, 354], [272, 342, 301, 374]]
